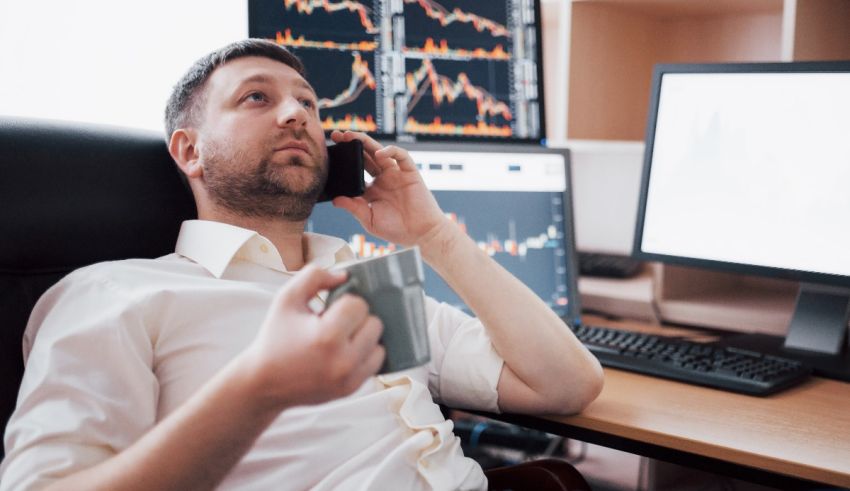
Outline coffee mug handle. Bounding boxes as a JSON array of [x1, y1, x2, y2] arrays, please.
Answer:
[[325, 276, 362, 308]]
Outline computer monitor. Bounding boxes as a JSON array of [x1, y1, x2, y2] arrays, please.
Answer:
[[248, 0, 545, 144], [634, 61, 850, 381], [308, 143, 581, 325]]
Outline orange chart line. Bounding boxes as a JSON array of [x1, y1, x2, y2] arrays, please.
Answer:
[[322, 114, 377, 132], [283, 0, 378, 34], [446, 214, 559, 259], [276, 29, 377, 51], [405, 0, 510, 38], [405, 58, 512, 121], [318, 52, 376, 109], [403, 117, 511, 136], [405, 37, 509, 60], [350, 215, 558, 259]]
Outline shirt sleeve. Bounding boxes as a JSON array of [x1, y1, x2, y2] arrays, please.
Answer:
[[424, 297, 504, 413], [0, 266, 159, 491]]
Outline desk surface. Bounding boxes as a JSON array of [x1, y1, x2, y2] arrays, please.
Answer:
[[492, 317, 850, 488]]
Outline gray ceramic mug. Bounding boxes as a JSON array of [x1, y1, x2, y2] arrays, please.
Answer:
[[327, 247, 430, 374]]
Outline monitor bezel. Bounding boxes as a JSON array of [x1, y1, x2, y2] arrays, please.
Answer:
[[390, 0, 548, 146], [632, 60, 850, 288], [247, 0, 547, 146]]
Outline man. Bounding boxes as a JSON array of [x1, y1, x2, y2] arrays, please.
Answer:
[[1, 40, 602, 490]]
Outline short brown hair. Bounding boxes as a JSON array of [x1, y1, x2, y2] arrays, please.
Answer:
[[164, 39, 305, 140]]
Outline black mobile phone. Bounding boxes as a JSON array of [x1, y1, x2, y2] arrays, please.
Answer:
[[318, 140, 366, 202]]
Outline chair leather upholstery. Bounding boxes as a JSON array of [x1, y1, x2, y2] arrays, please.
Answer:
[[0, 118, 196, 456]]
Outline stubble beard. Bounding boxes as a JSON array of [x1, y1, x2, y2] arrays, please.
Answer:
[[202, 137, 328, 221]]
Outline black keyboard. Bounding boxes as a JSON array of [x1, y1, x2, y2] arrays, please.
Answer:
[[573, 324, 812, 396]]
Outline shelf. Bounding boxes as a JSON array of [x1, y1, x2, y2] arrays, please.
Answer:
[[658, 290, 796, 334], [653, 264, 798, 334], [580, 0, 782, 18], [579, 266, 659, 322], [567, 0, 784, 140], [541, 0, 850, 332], [791, 0, 850, 61]]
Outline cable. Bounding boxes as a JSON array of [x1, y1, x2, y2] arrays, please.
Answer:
[[636, 456, 649, 491], [468, 421, 489, 449], [564, 440, 588, 465]]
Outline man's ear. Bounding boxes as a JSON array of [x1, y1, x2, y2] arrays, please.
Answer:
[[168, 128, 203, 179]]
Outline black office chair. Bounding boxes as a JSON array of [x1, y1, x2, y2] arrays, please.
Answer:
[[0, 117, 197, 458], [0, 117, 589, 490]]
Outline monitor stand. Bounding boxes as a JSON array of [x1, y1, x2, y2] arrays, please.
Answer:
[[718, 283, 850, 382]]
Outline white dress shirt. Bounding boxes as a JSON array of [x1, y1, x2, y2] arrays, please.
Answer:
[[1, 220, 505, 491]]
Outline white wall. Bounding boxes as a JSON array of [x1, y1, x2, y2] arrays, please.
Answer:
[[539, 0, 569, 144], [0, 1, 247, 133]]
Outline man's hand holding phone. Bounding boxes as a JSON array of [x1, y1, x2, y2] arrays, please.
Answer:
[[328, 130, 450, 251]]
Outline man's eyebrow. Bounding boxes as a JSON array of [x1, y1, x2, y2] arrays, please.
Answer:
[[239, 74, 272, 85], [232, 74, 273, 92], [293, 78, 318, 98], [233, 74, 318, 98]]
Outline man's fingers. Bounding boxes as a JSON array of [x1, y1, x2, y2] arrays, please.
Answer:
[[339, 130, 383, 155], [376, 145, 417, 171], [350, 314, 383, 351], [361, 151, 382, 177], [348, 316, 384, 379], [371, 148, 400, 174], [278, 264, 347, 308], [321, 294, 370, 337], [331, 130, 381, 175], [332, 196, 372, 229], [345, 324, 386, 388], [353, 344, 386, 381], [341, 342, 385, 394], [338, 131, 396, 175]]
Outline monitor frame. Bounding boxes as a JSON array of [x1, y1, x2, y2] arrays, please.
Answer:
[[633, 61, 850, 289], [632, 61, 850, 380], [247, 0, 547, 146]]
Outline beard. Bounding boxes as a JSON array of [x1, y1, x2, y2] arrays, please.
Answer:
[[201, 136, 328, 221]]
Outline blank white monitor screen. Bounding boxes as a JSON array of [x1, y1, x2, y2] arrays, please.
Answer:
[[640, 71, 850, 278]]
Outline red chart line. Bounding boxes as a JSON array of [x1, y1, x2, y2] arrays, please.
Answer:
[[283, 0, 378, 34], [404, 0, 510, 38], [405, 59, 512, 121]]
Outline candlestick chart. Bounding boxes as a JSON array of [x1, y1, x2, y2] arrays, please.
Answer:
[[403, 58, 512, 137], [249, 0, 543, 141], [250, 0, 381, 132]]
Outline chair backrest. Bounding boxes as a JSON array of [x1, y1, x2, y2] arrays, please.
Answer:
[[0, 118, 197, 454]]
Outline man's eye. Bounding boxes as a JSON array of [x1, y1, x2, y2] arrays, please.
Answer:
[[245, 92, 267, 103], [300, 99, 316, 109]]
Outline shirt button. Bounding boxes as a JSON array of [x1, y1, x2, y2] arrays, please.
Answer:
[[259, 244, 269, 254]]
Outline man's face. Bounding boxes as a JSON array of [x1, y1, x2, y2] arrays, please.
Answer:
[[195, 56, 328, 220]]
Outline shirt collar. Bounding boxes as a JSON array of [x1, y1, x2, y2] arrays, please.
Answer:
[[175, 220, 354, 278]]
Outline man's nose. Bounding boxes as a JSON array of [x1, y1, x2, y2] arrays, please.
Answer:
[[276, 98, 308, 128]]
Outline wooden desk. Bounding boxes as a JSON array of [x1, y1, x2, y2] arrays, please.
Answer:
[[480, 318, 850, 489]]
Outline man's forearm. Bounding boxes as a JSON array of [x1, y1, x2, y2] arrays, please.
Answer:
[[45, 353, 283, 491], [419, 222, 603, 414]]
